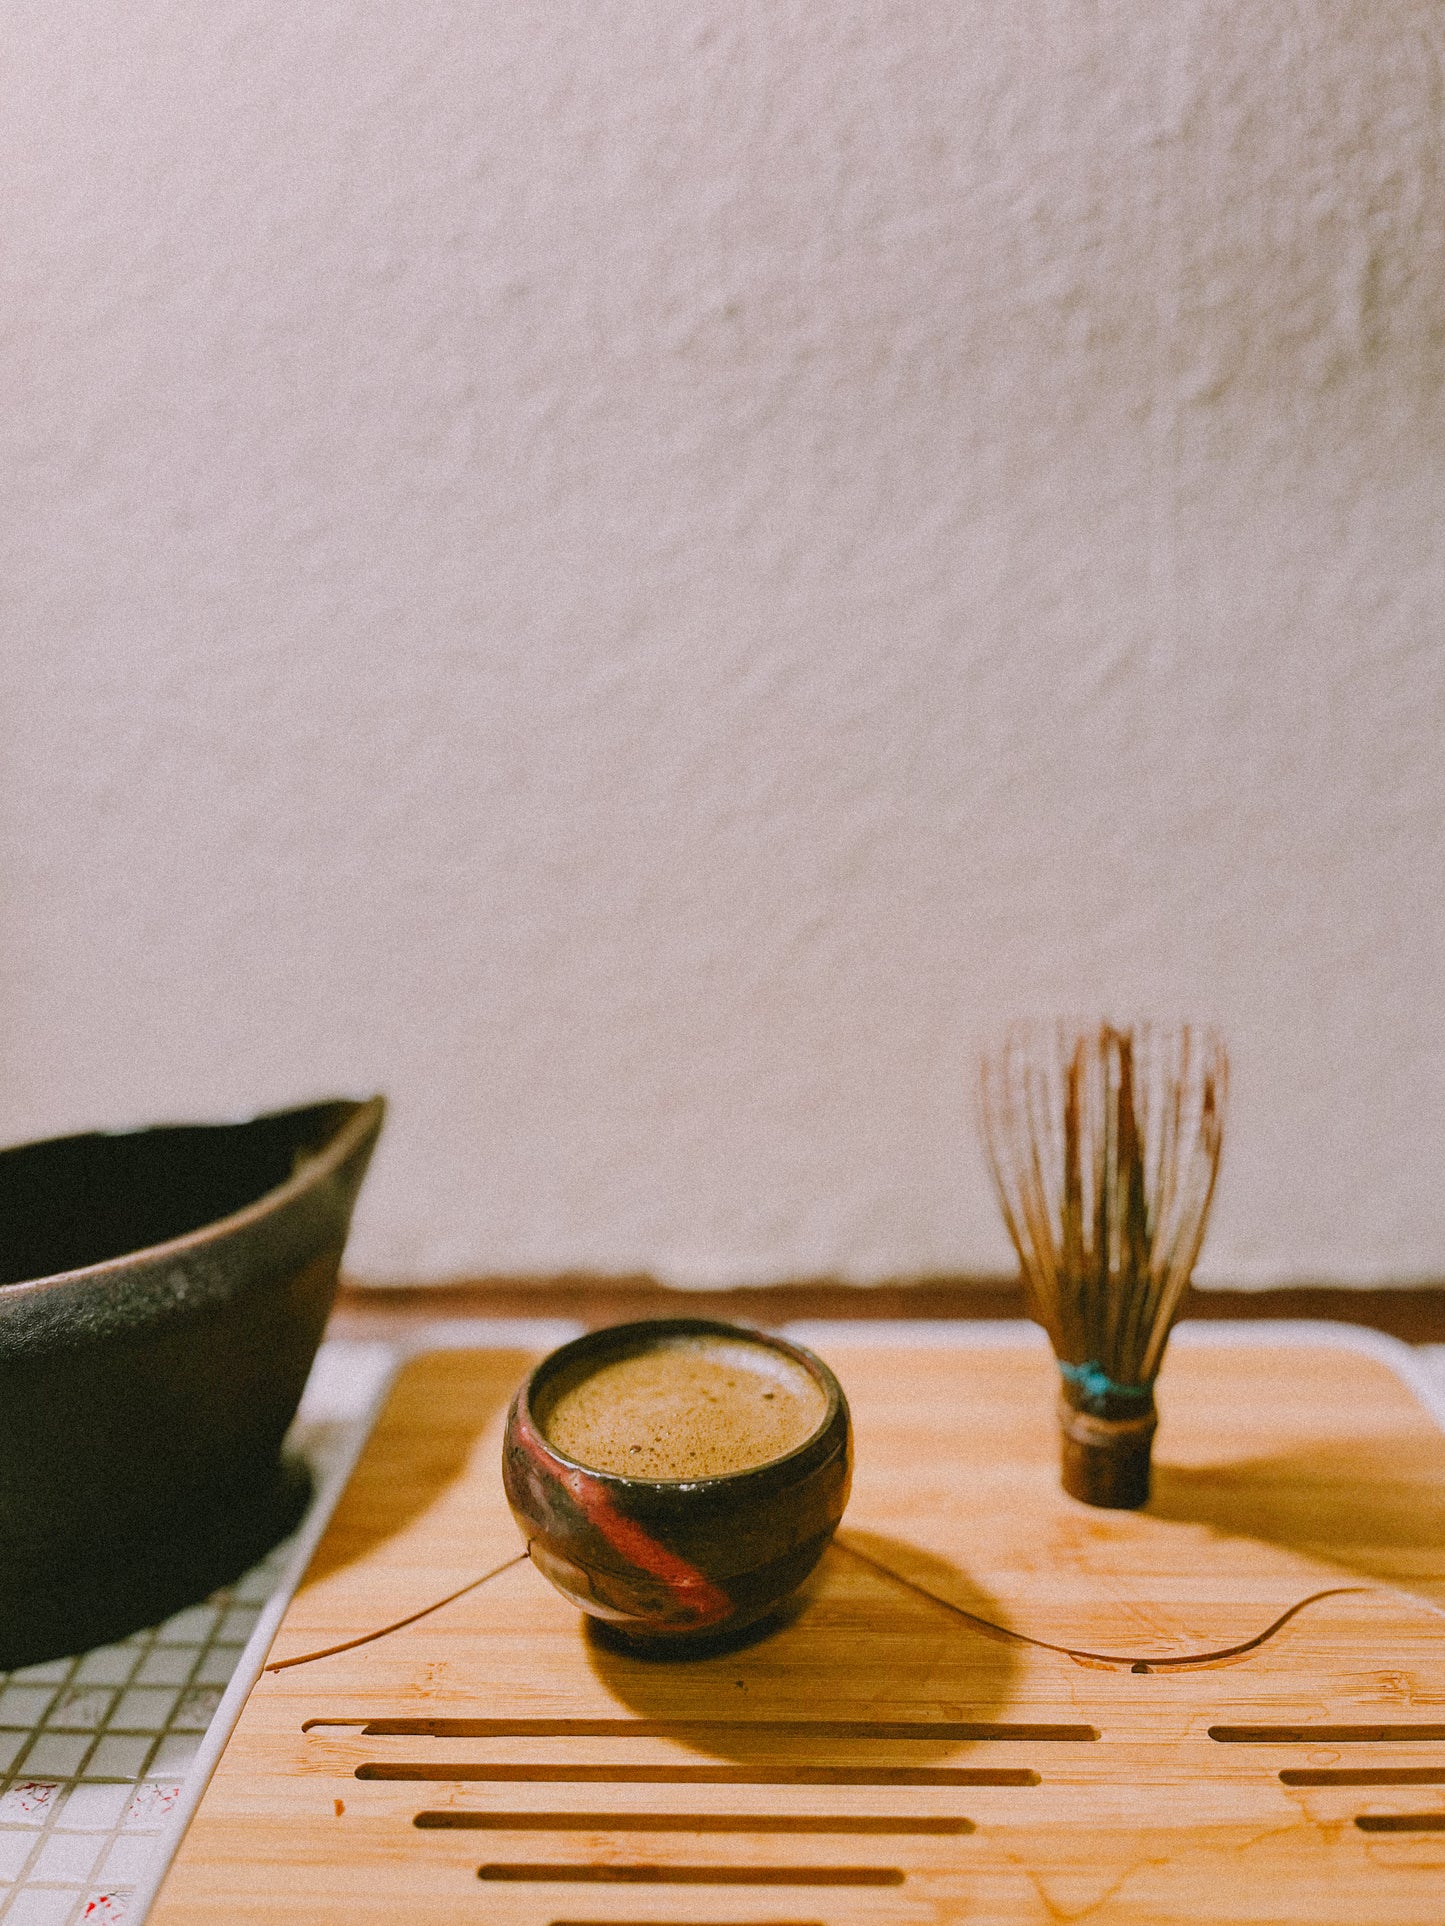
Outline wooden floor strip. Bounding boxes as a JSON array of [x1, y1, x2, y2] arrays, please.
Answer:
[[1354, 1814, 1445, 1833], [333, 1717, 1094, 1742], [359, 1763, 1036, 1786], [1211, 1725, 1445, 1744], [414, 1811, 974, 1834], [1281, 1768, 1445, 1787], [476, 1864, 905, 1885]]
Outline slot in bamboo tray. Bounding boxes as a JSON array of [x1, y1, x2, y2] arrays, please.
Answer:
[[149, 1324, 1445, 1924]]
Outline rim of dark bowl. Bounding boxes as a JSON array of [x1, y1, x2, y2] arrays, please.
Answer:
[[515, 1316, 847, 1492], [0, 1094, 386, 1300]]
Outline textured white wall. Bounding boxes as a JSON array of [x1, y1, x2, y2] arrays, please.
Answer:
[[3, 1, 1443, 1287]]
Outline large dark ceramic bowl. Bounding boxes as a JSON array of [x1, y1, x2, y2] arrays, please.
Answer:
[[503, 1319, 852, 1647], [0, 1095, 384, 1666]]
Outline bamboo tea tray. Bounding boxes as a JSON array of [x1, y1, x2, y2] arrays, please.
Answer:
[[148, 1322, 1445, 1924]]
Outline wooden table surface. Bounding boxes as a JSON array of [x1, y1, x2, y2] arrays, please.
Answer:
[[152, 1324, 1445, 1925], [325, 1277, 1445, 1342]]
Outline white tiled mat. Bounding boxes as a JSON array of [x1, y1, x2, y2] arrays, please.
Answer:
[[0, 1547, 293, 1922], [0, 1338, 399, 1926]]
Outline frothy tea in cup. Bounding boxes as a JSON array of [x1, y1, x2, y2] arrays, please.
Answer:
[[536, 1331, 828, 1480]]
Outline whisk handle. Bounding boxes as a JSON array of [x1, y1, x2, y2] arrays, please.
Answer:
[[1057, 1393, 1157, 1509]]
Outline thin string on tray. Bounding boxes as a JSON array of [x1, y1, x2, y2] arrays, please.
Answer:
[[263, 1551, 531, 1672], [833, 1537, 1367, 1672], [261, 1536, 1370, 1677]]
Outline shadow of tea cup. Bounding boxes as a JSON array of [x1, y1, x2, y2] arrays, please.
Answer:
[[503, 1318, 852, 1647]]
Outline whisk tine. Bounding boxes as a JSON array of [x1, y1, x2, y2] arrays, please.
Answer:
[[979, 1020, 1228, 1507]]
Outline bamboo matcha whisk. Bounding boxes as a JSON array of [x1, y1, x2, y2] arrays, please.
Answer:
[[980, 1022, 1228, 1508]]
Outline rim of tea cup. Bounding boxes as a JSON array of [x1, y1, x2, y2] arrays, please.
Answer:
[[513, 1316, 846, 1490]]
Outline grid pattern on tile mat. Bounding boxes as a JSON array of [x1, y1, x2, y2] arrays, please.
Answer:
[[0, 1333, 403, 1926], [0, 1537, 291, 1925]]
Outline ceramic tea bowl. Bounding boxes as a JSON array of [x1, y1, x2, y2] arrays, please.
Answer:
[[503, 1318, 852, 1647], [0, 1095, 384, 1666]]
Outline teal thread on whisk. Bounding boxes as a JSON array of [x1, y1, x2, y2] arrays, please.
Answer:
[[1059, 1360, 1153, 1414]]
